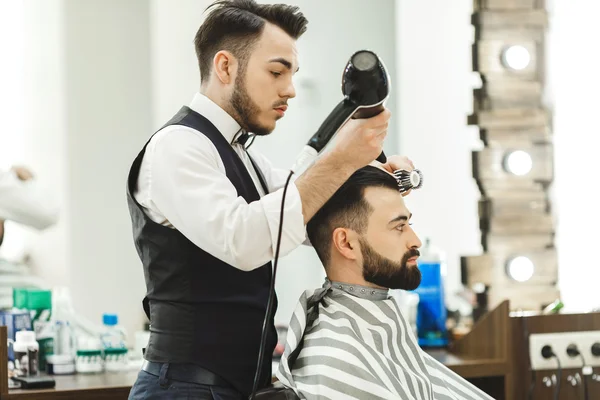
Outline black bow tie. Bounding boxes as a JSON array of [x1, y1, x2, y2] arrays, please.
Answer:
[[236, 131, 250, 145], [234, 130, 256, 149]]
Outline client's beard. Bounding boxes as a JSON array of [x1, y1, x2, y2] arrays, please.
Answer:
[[230, 68, 279, 136], [359, 238, 422, 290]]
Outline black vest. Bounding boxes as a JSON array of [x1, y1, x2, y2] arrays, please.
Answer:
[[126, 106, 277, 395]]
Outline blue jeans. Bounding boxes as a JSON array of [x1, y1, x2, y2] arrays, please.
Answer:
[[128, 364, 244, 400]]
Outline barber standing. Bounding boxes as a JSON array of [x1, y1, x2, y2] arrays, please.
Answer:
[[126, 1, 412, 399]]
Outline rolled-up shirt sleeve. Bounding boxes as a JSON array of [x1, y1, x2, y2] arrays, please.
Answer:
[[248, 150, 313, 247], [148, 129, 306, 272]]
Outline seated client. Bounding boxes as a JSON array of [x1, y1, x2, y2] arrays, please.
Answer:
[[276, 166, 493, 400]]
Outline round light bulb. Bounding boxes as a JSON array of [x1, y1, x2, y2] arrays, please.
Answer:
[[504, 150, 533, 176], [506, 256, 535, 282], [502, 45, 531, 71]]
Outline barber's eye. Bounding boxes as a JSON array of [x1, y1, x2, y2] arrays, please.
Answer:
[[271, 71, 281, 77]]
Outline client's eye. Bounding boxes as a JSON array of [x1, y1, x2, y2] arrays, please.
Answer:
[[271, 71, 281, 77], [396, 223, 413, 232]]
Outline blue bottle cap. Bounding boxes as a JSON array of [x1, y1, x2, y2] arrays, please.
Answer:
[[102, 313, 118, 326]]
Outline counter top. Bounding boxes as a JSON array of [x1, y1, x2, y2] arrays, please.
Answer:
[[6, 370, 139, 399]]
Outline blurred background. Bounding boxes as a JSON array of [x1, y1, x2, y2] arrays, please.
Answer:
[[0, 0, 598, 365]]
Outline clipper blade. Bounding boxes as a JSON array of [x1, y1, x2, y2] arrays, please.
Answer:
[[393, 169, 423, 194]]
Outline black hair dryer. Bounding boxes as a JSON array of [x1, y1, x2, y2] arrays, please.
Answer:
[[294, 50, 390, 172]]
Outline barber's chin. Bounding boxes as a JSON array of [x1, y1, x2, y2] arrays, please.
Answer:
[[251, 122, 275, 136], [262, 119, 277, 132]]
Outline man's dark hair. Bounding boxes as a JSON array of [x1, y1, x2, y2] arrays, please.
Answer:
[[195, 0, 308, 83], [307, 166, 399, 267]]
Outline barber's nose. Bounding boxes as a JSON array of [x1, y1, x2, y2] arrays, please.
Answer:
[[282, 81, 296, 99]]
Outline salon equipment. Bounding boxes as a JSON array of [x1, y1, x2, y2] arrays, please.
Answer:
[[46, 354, 76, 375], [11, 375, 55, 390], [415, 238, 448, 348], [76, 337, 104, 374], [100, 313, 127, 350], [76, 349, 104, 374], [13, 331, 39, 377], [292, 50, 391, 173], [104, 348, 128, 372], [394, 169, 423, 194], [0, 311, 32, 361]]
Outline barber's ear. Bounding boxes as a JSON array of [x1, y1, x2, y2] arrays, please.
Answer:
[[332, 228, 359, 261], [213, 50, 238, 84]]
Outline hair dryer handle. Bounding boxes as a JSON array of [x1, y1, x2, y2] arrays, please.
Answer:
[[352, 104, 384, 119], [307, 99, 356, 153], [353, 104, 387, 164]]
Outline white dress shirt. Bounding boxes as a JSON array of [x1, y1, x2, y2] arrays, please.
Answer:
[[0, 169, 59, 230], [134, 93, 306, 272]]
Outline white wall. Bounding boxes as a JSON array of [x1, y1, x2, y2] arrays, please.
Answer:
[[63, 0, 151, 338], [149, 0, 398, 324], [548, 0, 600, 311], [0, 0, 26, 163], [395, 0, 481, 300], [149, 0, 207, 128], [0, 0, 28, 261], [21, 0, 70, 288]]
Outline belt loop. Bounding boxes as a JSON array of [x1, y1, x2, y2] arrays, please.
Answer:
[[158, 363, 170, 388]]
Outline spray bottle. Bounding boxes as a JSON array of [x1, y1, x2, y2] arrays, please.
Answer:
[[413, 238, 448, 347]]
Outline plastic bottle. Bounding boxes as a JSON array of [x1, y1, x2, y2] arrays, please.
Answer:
[[100, 314, 127, 349], [13, 331, 39, 376], [54, 320, 76, 357], [100, 314, 128, 372], [413, 238, 448, 347], [37, 322, 55, 373], [50, 286, 77, 365]]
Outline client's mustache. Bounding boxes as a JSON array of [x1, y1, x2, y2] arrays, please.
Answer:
[[403, 248, 420, 264], [273, 100, 288, 108]]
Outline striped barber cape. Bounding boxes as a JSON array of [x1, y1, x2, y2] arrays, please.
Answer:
[[276, 280, 494, 400]]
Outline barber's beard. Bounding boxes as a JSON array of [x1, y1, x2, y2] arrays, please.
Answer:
[[359, 238, 422, 291], [230, 70, 272, 136]]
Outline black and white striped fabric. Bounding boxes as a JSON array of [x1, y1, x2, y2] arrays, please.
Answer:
[[276, 280, 494, 400]]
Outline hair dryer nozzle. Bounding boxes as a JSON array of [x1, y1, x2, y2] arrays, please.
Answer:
[[305, 50, 391, 156], [344, 50, 390, 163], [343, 50, 390, 109]]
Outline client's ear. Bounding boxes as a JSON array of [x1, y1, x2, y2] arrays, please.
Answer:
[[332, 228, 359, 261]]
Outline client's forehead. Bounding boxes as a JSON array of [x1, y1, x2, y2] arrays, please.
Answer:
[[363, 186, 410, 223]]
